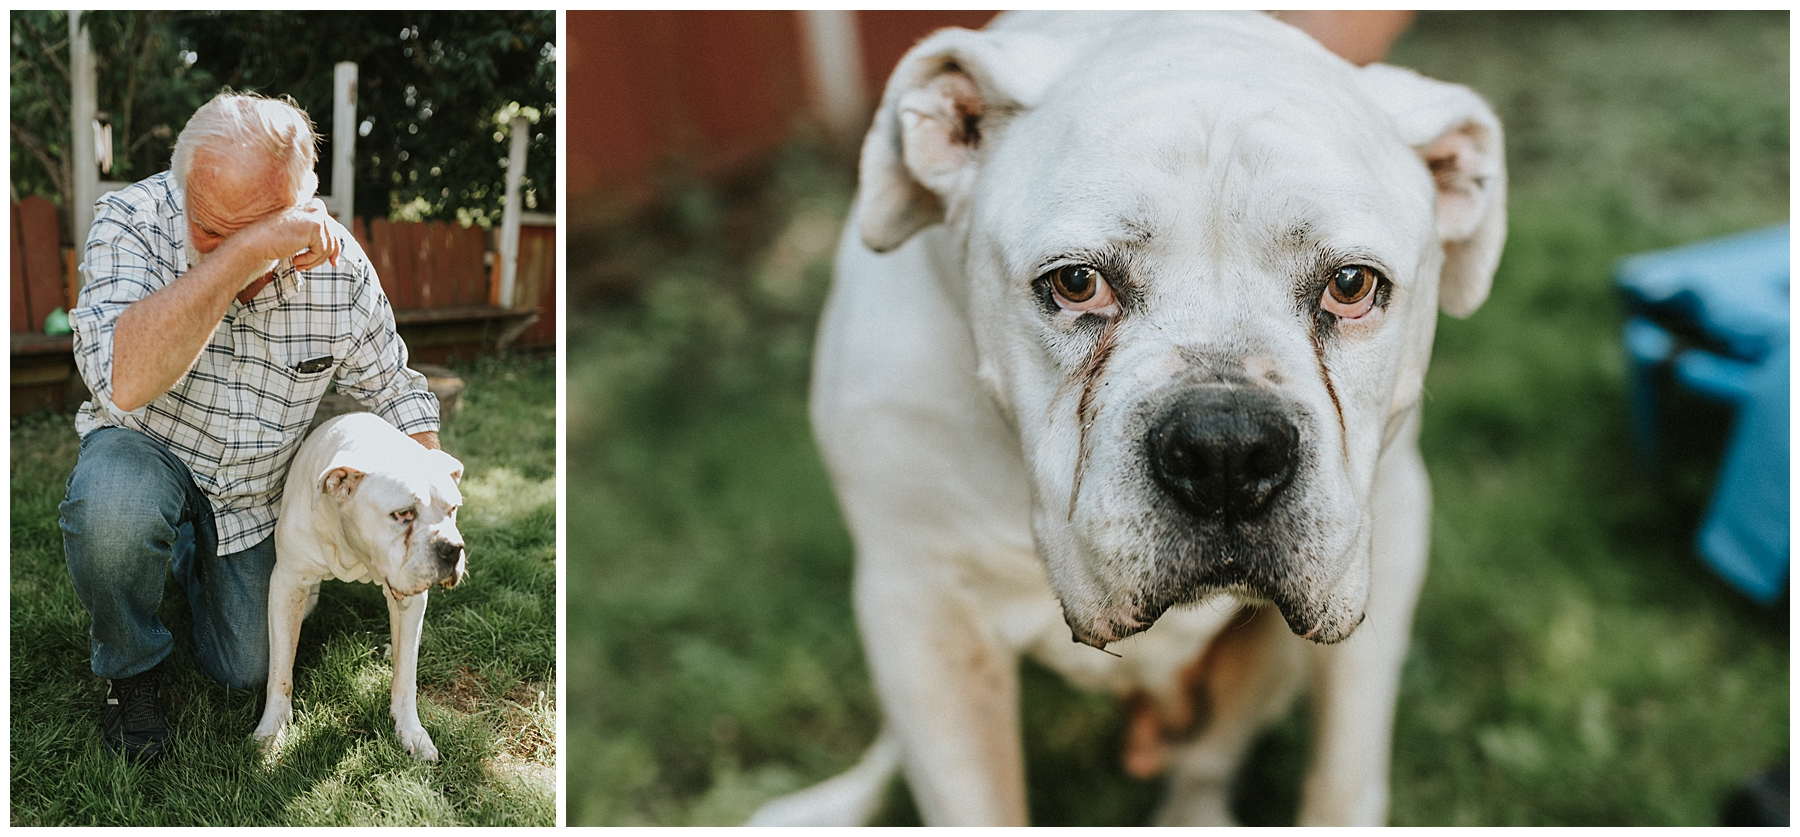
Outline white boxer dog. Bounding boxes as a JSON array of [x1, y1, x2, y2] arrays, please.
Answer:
[[252, 412, 468, 762], [749, 10, 1504, 827]]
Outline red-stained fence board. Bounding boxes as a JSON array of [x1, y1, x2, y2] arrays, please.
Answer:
[[448, 223, 488, 307], [351, 216, 372, 264], [410, 222, 438, 309], [514, 224, 555, 347], [12, 206, 31, 334], [17, 196, 68, 332], [369, 218, 415, 311], [360, 218, 494, 313]]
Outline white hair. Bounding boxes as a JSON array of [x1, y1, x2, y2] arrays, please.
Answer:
[[171, 91, 320, 202]]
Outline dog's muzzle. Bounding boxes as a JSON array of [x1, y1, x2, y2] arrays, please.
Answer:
[[1147, 387, 1298, 522], [1054, 386, 1329, 648]]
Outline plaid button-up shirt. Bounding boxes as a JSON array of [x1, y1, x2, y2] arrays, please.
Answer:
[[71, 172, 439, 554]]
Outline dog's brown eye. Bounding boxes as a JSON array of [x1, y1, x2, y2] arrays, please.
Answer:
[[1044, 264, 1118, 315], [1320, 264, 1382, 321], [1050, 265, 1102, 303], [392, 509, 415, 523], [1329, 265, 1377, 306]]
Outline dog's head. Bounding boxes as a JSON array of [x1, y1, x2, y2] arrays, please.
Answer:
[[316, 442, 467, 597], [856, 12, 1505, 647]]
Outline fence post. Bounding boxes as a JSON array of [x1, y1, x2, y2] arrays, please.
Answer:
[[800, 10, 869, 146], [70, 11, 98, 264], [497, 115, 530, 309], [328, 61, 358, 225]]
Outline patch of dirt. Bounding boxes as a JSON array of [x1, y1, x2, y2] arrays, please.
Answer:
[[497, 680, 556, 763], [423, 668, 554, 763], [428, 666, 490, 715]]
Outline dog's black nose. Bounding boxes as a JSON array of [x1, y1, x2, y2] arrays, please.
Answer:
[[433, 539, 464, 568], [1148, 389, 1298, 521]]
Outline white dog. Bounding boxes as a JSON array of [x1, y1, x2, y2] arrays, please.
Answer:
[[750, 11, 1504, 826], [252, 412, 468, 762]]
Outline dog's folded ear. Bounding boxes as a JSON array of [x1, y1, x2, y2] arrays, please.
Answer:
[[319, 464, 366, 499], [857, 27, 1072, 252], [1358, 64, 1507, 318]]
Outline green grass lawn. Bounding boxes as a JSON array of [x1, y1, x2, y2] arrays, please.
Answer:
[[566, 11, 1788, 826], [10, 354, 556, 826]]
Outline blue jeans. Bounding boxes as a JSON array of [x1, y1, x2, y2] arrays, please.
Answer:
[[60, 427, 273, 690]]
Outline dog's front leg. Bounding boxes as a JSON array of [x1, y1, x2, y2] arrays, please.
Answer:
[[253, 567, 316, 752], [1297, 425, 1432, 826], [386, 588, 438, 761], [858, 562, 1027, 825]]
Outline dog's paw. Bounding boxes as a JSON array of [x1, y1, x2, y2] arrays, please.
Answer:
[[396, 725, 440, 762], [250, 722, 286, 753], [252, 705, 292, 753]]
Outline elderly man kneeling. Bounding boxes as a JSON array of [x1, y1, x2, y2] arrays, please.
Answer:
[[60, 91, 443, 762]]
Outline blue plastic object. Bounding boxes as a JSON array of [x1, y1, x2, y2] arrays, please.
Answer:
[[1616, 224, 1789, 604]]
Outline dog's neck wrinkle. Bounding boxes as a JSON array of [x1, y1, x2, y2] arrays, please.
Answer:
[[320, 497, 389, 586], [1379, 398, 1423, 456]]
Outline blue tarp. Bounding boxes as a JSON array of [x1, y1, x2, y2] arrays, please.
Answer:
[[1617, 224, 1789, 604]]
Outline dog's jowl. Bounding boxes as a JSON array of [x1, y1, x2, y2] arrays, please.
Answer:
[[751, 10, 1505, 826]]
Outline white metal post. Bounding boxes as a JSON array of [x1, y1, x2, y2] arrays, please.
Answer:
[[70, 11, 99, 256], [497, 115, 530, 309], [328, 61, 358, 224]]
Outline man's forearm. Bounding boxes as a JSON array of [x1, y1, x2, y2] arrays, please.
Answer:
[[109, 248, 270, 412], [109, 195, 340, 412], [409, 430, 441, 451]]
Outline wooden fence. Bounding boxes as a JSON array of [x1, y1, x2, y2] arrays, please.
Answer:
[[9, 198, 554, 414]]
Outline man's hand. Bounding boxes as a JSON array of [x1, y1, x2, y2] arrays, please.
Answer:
[[1271, 11, 1415, 67], [225, 198, 342, 275]]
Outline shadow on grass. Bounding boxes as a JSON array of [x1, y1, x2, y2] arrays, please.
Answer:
[[9, 355, 555, 827]]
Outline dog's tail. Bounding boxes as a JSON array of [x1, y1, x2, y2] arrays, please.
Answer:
[[745, 725, 902, 826]]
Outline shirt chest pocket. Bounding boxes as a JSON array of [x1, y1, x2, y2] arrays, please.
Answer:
[[267, 346, 340, 427], [231, 322, 345, 433]]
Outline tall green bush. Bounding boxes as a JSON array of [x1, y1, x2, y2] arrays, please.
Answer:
[[9, 11, 554, 233]]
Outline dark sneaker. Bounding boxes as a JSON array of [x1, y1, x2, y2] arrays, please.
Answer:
[[102, 666, 169, 762]]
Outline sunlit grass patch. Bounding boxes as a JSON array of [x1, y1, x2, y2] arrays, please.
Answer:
[[10, 355, 555, 826], [280, 741, 460, 826], [458, 465, 555, 529]]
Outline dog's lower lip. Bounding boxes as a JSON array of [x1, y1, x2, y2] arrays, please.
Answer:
[[1069, 628, 1110, 650], [390, 581, 434, 598], [1065, 605, 1161, 650]]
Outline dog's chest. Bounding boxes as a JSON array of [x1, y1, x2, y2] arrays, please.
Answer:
[[962, 546, 1238, 699], [1027, 600, 1241, 699]]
